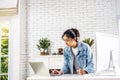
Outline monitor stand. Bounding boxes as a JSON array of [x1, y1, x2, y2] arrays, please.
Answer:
[[111, 50, 120, 75], [107, 50, 115, 71], [95, 51, 115, 76]]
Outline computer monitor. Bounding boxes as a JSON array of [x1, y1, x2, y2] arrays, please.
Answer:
[[95, 32, 120, 73]]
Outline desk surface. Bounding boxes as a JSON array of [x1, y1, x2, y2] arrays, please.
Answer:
[[27, 74, 120, 80]]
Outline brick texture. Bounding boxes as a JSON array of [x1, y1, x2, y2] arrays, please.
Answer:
[[26, 0, 118, 78]]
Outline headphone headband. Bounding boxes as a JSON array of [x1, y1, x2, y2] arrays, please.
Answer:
[[69, 29, 76, 37]]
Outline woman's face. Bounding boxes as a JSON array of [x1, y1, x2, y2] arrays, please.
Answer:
[[63, 35, 76, 47]]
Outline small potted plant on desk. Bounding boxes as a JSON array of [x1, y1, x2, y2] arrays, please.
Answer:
[[37, 38, 50, 55]]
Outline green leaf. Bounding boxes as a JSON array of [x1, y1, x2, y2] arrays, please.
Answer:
[[82, 38, 94, 47], [37, 38, 50, 51]]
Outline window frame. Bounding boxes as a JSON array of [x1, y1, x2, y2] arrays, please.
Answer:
[[0, 16, 20, 80]]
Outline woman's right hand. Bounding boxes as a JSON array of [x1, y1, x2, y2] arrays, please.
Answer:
[[51, 69, 62, 75], [77, 69, 87, 75]]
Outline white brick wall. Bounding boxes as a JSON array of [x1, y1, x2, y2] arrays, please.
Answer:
[[25, 0, 118, 78]]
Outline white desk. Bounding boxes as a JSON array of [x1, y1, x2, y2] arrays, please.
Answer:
[[27, 74, 120, 80]]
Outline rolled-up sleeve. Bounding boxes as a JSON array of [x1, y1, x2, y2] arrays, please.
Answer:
[[61, 48, 70, 74], [83, 45, 94, 73]]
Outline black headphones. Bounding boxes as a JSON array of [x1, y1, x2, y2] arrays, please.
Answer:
[[69, 29, 80, 41]]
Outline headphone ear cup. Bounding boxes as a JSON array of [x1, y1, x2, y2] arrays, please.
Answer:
[[75, 37, 77, 41]]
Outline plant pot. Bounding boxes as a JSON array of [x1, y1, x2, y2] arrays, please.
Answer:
[[40, 52, 48, 55]]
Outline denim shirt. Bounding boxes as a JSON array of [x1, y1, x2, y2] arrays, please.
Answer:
[[61, 42, 94, 74]]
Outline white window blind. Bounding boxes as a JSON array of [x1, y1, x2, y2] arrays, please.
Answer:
[[0, 0, 18, 16]]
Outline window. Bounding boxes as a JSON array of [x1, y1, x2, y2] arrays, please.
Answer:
[[0, 21, 9, 80]]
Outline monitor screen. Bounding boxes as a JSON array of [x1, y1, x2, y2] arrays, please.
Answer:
[[95, 32, 120, 73]]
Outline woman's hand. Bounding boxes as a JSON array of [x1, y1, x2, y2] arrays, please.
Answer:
[[77, 69, 87, 75], [51, 69, 62, 75]]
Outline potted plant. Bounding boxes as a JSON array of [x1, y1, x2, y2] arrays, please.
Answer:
[[37, 38, 50, 55], [82, 38, 94, 47]]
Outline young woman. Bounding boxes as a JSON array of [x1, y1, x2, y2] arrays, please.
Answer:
[[52, 28, 94, 75]]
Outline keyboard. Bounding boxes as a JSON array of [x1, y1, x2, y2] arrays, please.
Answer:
[[95, 71, 115, 76]]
